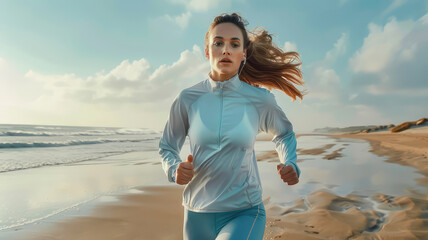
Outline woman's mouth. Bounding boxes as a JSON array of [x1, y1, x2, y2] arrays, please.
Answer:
[[219, 58, 232, 64]]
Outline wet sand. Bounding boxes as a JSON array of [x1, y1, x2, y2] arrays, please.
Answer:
[[18, 186, 185, 240], [258, 128, 428, 239], [17, 129, 428, 240]]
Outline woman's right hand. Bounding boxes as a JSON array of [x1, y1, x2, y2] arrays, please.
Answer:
[[176, 154, 194, 185]]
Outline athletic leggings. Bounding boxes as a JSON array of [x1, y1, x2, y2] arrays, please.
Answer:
[[183, 202, 266, 240]]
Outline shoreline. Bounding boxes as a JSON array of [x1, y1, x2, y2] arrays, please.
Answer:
[[15, 129, 428, 239]]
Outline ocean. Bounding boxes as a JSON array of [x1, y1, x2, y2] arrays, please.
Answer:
[[0, 124, 161, 173]]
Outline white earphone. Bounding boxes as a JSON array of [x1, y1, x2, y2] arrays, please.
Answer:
[[238, 53, 247, 76]]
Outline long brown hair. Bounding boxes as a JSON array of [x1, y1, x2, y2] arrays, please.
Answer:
[[204, 12, 308, 102]]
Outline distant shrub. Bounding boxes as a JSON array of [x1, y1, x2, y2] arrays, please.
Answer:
[[391, 121, 416, 132], [416, 118, 428, 125]]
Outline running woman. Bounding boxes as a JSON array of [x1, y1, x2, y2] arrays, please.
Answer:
[[159, 12, 307, 240]]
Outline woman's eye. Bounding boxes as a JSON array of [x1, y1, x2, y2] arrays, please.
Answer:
[[213, 42, 239, 47]]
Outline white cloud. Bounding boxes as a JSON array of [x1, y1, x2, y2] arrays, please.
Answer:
[[160, 0, 241, 29], [420, 12, 428, 24], [303, 32, 348, 101], [1, 45, 210, 130], [26, 45, 208, 103], [169, 0, 233, 12], [349, 17, 415, 73], [283, 41, 297, 52], [305, 67, 341, 100], [349, 104, 392, 125], [349, 13, 428, 95], [165, 11, 192, 29], [109, 58, 151, 81], [382, 0, 408, 16], [399, 42, 418, 61], [339, 0, 350, 6], [348, 93, 358, 101], [0, 58, 44, 105], [324, 32, 348, 65], [284, 102, 341, 131]]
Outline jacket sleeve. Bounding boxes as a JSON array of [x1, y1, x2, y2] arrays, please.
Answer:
[[259, 91, 301, 179], [158, 92, 189, 183]]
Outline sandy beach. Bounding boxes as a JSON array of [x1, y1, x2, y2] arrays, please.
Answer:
[[19, 185, 186, 240], [262, 127, 428, 239], [15, 128, 428, 240]]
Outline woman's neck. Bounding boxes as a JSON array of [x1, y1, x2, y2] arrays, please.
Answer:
[[209, 71, 238, 82]]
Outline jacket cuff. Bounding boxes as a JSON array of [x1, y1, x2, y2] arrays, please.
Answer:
[[168, 163, 180, 183]]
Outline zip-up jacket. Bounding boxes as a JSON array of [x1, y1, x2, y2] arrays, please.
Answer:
[[158, 72, 301, 212]]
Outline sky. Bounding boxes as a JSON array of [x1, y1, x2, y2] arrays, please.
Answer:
[[0, 0, 427, 132]]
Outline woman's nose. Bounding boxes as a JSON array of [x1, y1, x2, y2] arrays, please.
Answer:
[[222, 46, 231, 55]]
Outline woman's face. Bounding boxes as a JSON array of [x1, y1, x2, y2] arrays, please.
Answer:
[[206, 23, 246, 78]]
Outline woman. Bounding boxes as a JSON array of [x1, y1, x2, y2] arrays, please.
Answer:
[[159, 12, 307, 240]]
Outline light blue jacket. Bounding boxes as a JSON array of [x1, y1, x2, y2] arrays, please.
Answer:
[[159, 72, 301, 212]]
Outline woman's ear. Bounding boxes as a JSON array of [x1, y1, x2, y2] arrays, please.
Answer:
[[205, 48, 209, 59]]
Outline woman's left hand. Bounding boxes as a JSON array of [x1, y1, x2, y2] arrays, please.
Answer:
[[276, 164, 299, 185]]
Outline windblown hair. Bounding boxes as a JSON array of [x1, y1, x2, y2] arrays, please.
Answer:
[[204, 12, 308, 102]]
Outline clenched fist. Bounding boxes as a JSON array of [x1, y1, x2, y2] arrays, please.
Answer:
[[176, 155, 194, 185], [277, 164, 299, 185]]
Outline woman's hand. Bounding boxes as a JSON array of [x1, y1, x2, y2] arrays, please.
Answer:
[[176, 155, 194, 185], [277, 164, 299, 185]]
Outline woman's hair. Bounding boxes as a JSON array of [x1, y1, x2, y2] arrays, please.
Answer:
[[204, 12, 308, 102]]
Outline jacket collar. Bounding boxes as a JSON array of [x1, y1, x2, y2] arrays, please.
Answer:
[[207, 72, 242, 92]]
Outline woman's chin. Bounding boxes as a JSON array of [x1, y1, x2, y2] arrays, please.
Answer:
[[216, 67, 238, 74]]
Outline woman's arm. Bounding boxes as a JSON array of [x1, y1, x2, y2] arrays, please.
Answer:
[[158, 92, 189, 183], [259, 91, 301, 179]]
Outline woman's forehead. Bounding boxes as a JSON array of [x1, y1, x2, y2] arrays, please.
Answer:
[[210, 23, 243, 41]]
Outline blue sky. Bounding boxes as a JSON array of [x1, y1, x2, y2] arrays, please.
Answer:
[[1, 0, 427, 132]]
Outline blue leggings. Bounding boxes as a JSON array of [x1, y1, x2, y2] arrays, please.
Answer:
[[183, 203, 266, 240]]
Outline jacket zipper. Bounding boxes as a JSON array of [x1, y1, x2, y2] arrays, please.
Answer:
[[218, 85, 224, 148]]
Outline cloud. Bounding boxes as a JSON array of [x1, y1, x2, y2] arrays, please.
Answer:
[[341, 13, 428, 127], [25, 45, 209, 104], [305, 67, 341, 101], [0, 58, 45, 105], [169, 0, 234, 12], [349, 104, 392, 125], [349, 17, 415, 73], [382, 0, 408, 16], [165, 11, 192, 29], [1, 45, 210, 129], [303, 32, 348, 101], [160, 0, 241, 29], [324, 32, 348, 65], [339, 0, 350, 6], [421, 12, 428, 24], [283, 41, 297, 52], [349, 13, 428, 95], [348, 93, 358, 101]]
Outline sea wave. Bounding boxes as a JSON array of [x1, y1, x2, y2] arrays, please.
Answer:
[[0, 137, 159, 148], [34, 126, 63, 130], [0, 128, 160, 137], [0, 149, 135, 173]]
